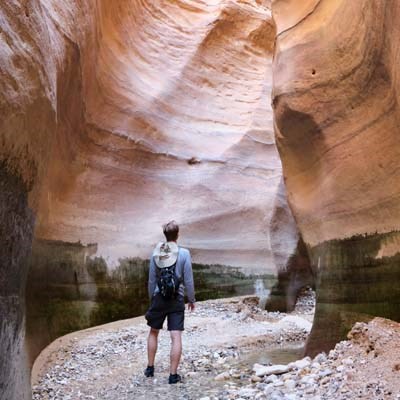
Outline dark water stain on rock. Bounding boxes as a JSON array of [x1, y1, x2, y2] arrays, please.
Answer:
[[26, 239, 275, 366], [266, 236, 315, 313], [305, 231, 400, 356], [0, 161, 35, 400]]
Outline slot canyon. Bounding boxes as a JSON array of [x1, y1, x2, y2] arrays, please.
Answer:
[[1, 0, 399, 399]]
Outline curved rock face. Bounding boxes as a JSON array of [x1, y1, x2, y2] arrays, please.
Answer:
[[34, 0, 279, 273], [1, 1, 304, 398], [272, 0, 400, 354], [0, 164, 34, 400], [266, 178, 314, 312]]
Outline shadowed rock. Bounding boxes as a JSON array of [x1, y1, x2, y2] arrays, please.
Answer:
[[0, 163, 34, 400]]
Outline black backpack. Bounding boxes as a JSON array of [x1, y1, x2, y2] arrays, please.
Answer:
[[156, 261, 181, 300]]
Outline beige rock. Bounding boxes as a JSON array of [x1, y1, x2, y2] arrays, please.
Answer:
[[271, 0, 400, 355], [214, 371, 231, 381]]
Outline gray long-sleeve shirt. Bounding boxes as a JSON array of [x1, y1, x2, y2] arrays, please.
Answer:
[[148, 247, 196, 303]]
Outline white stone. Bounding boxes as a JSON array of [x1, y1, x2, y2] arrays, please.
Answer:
[[265, 374, 278, 383], [284, 379, 296, 390], [314, 353, 327, 364], [301, 375, 316, 385], [280, 316, 312, 331], [253, 364, 289, 377], [319, 369, 333, 378], [288, 357, 311, 370], [342, 358, 354, 365], [238, 388, 258, 398]]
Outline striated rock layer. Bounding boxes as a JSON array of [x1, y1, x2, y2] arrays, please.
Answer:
[[272, 0, 400, 355], [33, 0, 280, 273], [1, 1, 306, 398]]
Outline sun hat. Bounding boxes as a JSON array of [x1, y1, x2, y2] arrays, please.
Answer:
[[153, 241, 179, 268]]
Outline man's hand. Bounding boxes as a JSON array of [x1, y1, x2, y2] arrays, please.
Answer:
[[188, 302, 195, 312]]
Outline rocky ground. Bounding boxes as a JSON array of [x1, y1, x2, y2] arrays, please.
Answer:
[[32, 289, 400, 399], [225, 317, 400, 400], [32, 290, 314, 400]]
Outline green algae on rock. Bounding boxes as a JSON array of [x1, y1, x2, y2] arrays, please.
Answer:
[[305, 231, 400, 356], [26, 239, 275, 367]]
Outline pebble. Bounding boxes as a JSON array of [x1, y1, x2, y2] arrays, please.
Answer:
[[284, 379, 296, 390], [214, 372, 230, 381], [288, 357, 311, 370], [253, 364, 289, 377]]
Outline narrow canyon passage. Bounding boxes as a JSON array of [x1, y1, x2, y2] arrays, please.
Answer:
[[20, 0, 299, 372], [2, 0, 400, 399]]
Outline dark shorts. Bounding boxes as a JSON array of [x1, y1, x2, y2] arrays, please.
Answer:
[[145, 293, 185, 331]]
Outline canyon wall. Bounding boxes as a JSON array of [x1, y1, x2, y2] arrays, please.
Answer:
[[1, 1, 70, 397], [34, 0, 280, 273], [1, 1, 304, 398], [272, 0, 400, 355], [266, 178, 314, 312]]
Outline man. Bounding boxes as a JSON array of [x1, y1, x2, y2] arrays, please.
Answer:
[[144, 221, 196, 384]]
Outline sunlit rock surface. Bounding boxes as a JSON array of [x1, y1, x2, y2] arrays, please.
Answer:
[[32, 0, 280, 273], [0, 1, 293, 398], [272, 0, 400, 355]]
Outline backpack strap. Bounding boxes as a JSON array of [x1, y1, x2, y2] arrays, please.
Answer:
[[176, 247, 183, 285]]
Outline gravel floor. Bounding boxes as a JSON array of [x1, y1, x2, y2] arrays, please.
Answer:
[[32, 292, 314, 400]]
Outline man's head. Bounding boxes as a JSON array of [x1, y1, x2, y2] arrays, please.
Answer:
[[163, 220, 179, 242], [163, 221, 179, 242]]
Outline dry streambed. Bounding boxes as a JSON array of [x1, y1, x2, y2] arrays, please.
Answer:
[[33, 291, 400, 399], [32, 292, 314, 400]]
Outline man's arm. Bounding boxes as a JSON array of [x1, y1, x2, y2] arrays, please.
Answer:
[[148, 256, 157, 299], [183, 252, 196, 304]]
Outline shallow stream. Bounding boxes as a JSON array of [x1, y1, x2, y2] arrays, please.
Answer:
[[238, 344, 304, 368]]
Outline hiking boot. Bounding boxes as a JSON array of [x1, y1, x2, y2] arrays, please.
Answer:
[[168, 374, 182, 384], [144, 366, 154, 377]]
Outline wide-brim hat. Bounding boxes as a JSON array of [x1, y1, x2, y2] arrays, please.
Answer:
[[153, 241, 179, 268]]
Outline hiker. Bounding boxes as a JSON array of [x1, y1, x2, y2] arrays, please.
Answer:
[[144, 220, 196, 384]]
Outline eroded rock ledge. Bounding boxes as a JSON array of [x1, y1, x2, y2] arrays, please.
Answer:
[[272, 0, 400, 353]]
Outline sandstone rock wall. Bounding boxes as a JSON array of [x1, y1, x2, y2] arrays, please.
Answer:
[[1, 2, 102, 397], [0, 163, 34, 400], [33, 0, 281, 274], [272, 0, 400, 354], [267, 178, 314, 312], [0, 0, 285, 278], [1, 2, 301, 398]]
